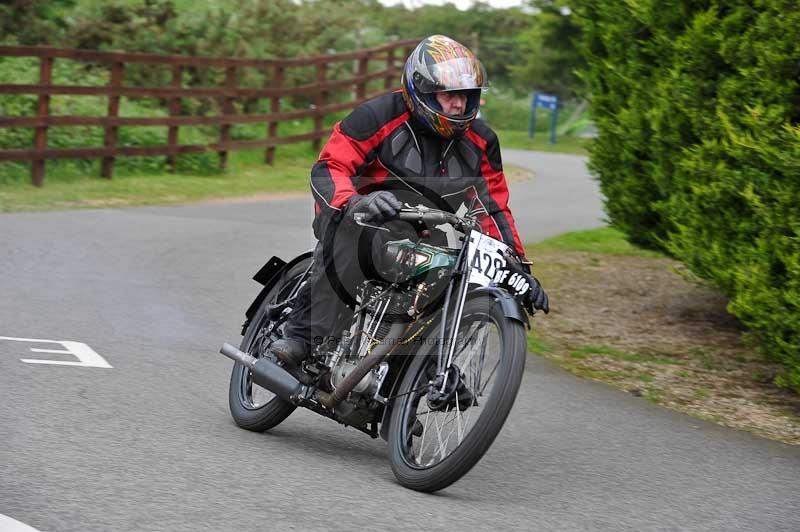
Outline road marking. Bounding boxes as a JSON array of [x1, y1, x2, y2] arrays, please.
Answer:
[[0, 336, 112, 368], [0, 514, 43, 532]]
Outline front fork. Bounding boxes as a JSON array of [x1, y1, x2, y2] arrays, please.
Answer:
[[435, 239, 472, 392]]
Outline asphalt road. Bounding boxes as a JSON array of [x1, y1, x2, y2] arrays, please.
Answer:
[[1, 151, 798, 532]]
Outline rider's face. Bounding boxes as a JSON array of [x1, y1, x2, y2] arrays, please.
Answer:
[[436, 91, 468, 116]]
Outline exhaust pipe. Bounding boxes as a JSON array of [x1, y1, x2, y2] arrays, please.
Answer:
[[320, 321, 409, 410], [220, 343, 305, 403]]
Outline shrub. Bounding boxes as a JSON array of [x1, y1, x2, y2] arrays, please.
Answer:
[[575, 0, 800, 390]]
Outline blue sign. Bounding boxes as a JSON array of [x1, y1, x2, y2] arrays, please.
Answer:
[[533, 93, 559, 111], [529, 92, 559, 144]]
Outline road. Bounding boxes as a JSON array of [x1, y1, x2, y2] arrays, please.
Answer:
[[1, 150, 798, 532]]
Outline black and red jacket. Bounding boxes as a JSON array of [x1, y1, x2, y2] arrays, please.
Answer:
[[310, 91, 525, 258]]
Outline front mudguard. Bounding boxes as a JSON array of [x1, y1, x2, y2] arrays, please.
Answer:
[[468, 286, 530, 328], [241, 250, 314, 335]]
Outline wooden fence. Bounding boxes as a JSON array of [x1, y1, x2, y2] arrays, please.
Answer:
[[0, 40, 416, 186]]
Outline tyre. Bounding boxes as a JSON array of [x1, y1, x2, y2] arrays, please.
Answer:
[[228, 257, 312, 432], [387, 294, 527, 492]]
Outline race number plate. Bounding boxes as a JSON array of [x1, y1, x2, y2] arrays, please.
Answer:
[[466, 233, 531, 297]]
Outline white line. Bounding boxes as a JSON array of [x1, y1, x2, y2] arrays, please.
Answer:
[[0, 514, 43, 532], [0, 336, 112, 368]]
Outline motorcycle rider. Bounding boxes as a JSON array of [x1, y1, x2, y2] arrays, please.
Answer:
[[270, 35, 549, 366]]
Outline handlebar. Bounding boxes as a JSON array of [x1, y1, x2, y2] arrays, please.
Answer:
[[353, 207, 467, 228]]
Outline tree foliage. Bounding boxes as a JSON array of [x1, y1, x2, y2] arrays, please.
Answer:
[[1, 0, 538, 89], [510, 0, 585, 99], [0, 0, 75, 44], [377, 2, 531, 83], [575, 0, 800, 390]]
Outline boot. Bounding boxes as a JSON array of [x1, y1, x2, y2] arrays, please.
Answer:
[[269, 337, 311, 366]]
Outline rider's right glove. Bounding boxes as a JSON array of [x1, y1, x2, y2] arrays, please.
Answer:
[[346, 191, 402, 223]]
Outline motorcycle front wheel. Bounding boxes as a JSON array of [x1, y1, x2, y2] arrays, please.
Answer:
[[387, 294, 527, 492], [228, 257, 312, 432]]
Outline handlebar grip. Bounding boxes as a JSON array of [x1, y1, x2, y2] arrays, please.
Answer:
[[395, 211, 424, 222], [396, 211, 454, 224]]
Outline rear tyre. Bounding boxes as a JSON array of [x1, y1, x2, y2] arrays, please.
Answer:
[[387, 294, 527, 492], [228, 258, 311, 432]]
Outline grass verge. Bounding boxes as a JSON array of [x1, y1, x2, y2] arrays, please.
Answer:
[[495, 129, 589, 155], [525, 227, 800, 444], [0, 145, 317, 213]]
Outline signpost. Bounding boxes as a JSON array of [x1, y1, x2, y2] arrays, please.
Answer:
[[529, 93, 559, 144]]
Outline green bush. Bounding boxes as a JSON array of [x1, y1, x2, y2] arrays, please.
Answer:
[[575, 0, 800, 391]]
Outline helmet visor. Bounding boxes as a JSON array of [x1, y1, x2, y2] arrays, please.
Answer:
[[413, 57, 489, 94]]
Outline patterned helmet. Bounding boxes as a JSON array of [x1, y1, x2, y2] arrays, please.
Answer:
[[401, 35, 488, 138]]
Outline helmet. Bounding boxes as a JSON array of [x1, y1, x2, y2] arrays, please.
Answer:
[[401, 35, 488, 138]]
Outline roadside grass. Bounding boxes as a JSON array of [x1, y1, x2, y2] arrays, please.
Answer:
[[495, 129, 589, 155], [524, 227, 800, 444], [0, 111, 355, 212], [0, 144, 317, 213], [527, 332, 555, 354], [0, 148, 536, 213], [533, 227, 662, 257]]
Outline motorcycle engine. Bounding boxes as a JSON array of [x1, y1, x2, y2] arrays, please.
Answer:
[[330, 360, 389, 397], [327, 286, 412, 399]]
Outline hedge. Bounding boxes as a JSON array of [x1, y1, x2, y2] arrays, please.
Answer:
[[575, 0, 800, 390]]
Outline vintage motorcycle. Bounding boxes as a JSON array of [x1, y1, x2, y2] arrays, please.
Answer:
[[218, 204, 539, 492]]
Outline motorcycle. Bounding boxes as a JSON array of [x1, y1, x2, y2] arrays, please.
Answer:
[[218, 204, 539, 492]]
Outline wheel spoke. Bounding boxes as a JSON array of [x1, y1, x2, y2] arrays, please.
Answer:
[[473, 326, 489, 392], [433, 405, 449, 462], [439, 408, 460, 458], [416, 408, 432, 465], [479, 360, 500, 396], [455, 390, 463, 443]]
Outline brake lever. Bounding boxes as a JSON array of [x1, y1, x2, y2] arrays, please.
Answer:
[[353, 213, 390, 232]]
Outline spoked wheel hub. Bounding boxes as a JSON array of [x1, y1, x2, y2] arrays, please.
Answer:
[[426, 364, 477, 412]]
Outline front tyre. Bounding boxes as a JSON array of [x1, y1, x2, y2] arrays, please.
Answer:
[[387, 294, 527, 492], [228, 258, 311, 432]]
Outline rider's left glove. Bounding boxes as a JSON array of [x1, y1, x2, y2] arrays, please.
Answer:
[[523, 273, 550, 314]]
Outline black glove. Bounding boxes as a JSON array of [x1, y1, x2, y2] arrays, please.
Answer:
[[346, 191, 402, 223], [523, 273, 549, 314]]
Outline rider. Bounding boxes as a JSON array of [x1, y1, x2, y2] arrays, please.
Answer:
[[270, 35, 549, 366]]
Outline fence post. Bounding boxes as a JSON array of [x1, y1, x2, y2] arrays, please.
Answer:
[[101, 61, 124, 179], [167, 64, 182, 172], [356, 55, 368, 102], [312, 61, 327, 152], [218, 65, 236, 170], [32, 56, 53, 187], [384, 48, 395, 91], [402, 45, 413, 81], [265, 65, 283, 165]]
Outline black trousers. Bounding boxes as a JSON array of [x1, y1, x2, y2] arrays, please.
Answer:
[[283, 219, 404, 346]]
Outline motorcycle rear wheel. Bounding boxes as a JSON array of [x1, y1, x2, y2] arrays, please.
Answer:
[[228, 258, 311, 432], [387, 294, 527, 492]]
